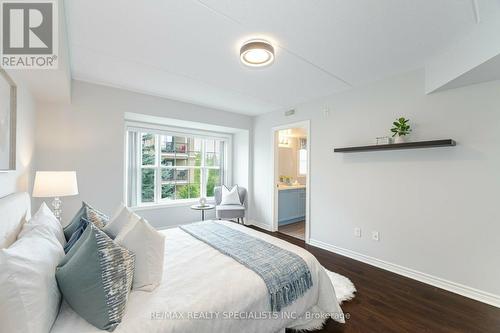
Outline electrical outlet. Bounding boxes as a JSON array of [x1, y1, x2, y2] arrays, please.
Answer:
[[354, 227, 361, 238], [372, 231, 380, 241]]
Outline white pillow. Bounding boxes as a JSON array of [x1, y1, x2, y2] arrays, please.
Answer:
[[220, 185, 241, 205], [0, 227, 65, 333], [18, 202, 66, 246], [103, 204, 135, 239], [115, 217, 165, 291]]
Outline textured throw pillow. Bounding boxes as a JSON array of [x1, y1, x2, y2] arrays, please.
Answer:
[[221, 185, 241, 205], [103, 204, 137, 239], [115, 217, 165, 291], [0, 226, 65, 333], [18, 202, 66, 246], [56, 224, 135, 331], [63, 218, 89, 253], [63, 202, 110, 240], [84, 202, 109, 229]]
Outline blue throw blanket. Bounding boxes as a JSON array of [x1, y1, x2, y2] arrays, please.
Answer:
[[180, 221, 313, 312]]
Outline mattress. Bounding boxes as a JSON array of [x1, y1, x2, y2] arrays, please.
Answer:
[[51, 221, 344, 333]]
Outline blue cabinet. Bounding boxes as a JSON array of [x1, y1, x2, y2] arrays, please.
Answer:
[[278, 188, 306, 225]]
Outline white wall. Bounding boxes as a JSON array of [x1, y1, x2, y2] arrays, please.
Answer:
[[233, 130, 250, 190], [0, 85, 36, 199], [425, 3, 500, 93], [35, 80, 252, 228], [251, 69, 500, 300]]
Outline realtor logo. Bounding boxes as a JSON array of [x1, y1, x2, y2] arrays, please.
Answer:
[[1, 0, 58, 69]]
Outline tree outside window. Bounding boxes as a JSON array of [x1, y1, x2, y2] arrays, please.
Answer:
[[139, 132, 225, 204]]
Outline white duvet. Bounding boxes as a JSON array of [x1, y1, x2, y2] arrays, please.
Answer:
[[51, 221, 344, 333]]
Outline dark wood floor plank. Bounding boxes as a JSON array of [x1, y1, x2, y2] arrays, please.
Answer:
[[247, 226, 500, 333]]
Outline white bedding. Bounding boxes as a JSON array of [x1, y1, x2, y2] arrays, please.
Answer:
[[51, 221, 344, 333]]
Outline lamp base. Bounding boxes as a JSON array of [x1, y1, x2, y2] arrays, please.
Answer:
[[52, 197, 62, 222]]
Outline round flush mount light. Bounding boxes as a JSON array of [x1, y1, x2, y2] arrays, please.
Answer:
[[240, 39, 275, 67]]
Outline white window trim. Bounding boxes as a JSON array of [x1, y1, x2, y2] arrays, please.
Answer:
[[127, 121, 232, 142], [125, 121, 232, 208], [131, 197, 217, 211]]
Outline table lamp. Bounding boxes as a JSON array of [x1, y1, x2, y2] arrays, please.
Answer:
[[33, 171, 79, 221]]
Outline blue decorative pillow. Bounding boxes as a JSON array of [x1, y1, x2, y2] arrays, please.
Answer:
[[63, 204, 86, 240], [56, 224, 135, 331], [63, 202, 110, 241], [63, 218, 89, 254]]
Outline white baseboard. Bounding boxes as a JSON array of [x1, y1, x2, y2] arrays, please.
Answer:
[[247, 219, 273, 232], [309, 239, 500, 308]]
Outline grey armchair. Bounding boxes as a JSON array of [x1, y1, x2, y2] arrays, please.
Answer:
[[214, 186, 247, 224]]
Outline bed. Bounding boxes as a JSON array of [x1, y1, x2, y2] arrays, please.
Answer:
[[1, 193, 345, 333]]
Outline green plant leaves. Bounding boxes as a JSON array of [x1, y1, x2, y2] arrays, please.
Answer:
[[390, 117, 411, 136]]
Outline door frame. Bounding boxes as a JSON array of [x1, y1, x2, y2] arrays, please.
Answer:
[[271, 120, 311, 244]]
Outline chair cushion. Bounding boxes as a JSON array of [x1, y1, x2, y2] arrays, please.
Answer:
[[216, 204, 245, 211], [216, 205, 246, 219]]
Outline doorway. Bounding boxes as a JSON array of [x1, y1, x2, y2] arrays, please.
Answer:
[[272, 121, 310, 242]]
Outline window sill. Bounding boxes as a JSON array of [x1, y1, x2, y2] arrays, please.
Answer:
[[131, 198, 215, 211]]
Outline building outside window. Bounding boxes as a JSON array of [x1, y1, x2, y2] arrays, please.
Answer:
[[129, 129, 228, 206]]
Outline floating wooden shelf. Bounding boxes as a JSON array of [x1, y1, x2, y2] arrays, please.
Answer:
[[334, 139, 456, 153]]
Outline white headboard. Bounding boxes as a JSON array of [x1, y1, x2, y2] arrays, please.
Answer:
[[0, 192, 31, 249]]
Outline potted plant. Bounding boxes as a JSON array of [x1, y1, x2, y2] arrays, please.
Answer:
[[391, 117, 411, 143]]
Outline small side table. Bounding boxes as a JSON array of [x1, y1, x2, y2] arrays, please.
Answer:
[[190, 204, 215, 221]]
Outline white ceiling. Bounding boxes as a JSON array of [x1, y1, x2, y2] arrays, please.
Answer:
[[437, 53, 500, 91], [65, 0, 485, 115]]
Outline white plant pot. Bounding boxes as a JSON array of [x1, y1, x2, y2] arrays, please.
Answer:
[[394, 136, 408, 144]]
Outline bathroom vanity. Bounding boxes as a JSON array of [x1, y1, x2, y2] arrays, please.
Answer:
[[278, 185, 306, 225]]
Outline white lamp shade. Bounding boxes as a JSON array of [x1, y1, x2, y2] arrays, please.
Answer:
[[33, 171, 79, 198]]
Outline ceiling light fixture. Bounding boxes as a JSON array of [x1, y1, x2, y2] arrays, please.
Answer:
[[240, 39, 275, 67]]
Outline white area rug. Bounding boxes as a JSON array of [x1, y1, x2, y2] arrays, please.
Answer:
[[324, 268, 357, 304], [287, 268, 356, 331]]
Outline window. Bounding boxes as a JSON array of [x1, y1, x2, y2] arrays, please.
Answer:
[[298, 148, 307, 176], [128, 128, 228, 206], [298, 138, 307, 176]]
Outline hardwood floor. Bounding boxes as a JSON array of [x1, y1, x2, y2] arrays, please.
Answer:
[[278, 221, 305, 240], [249, 226, 500, 333]]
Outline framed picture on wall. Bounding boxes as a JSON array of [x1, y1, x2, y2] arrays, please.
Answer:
[[0, 69, 16, 172]]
